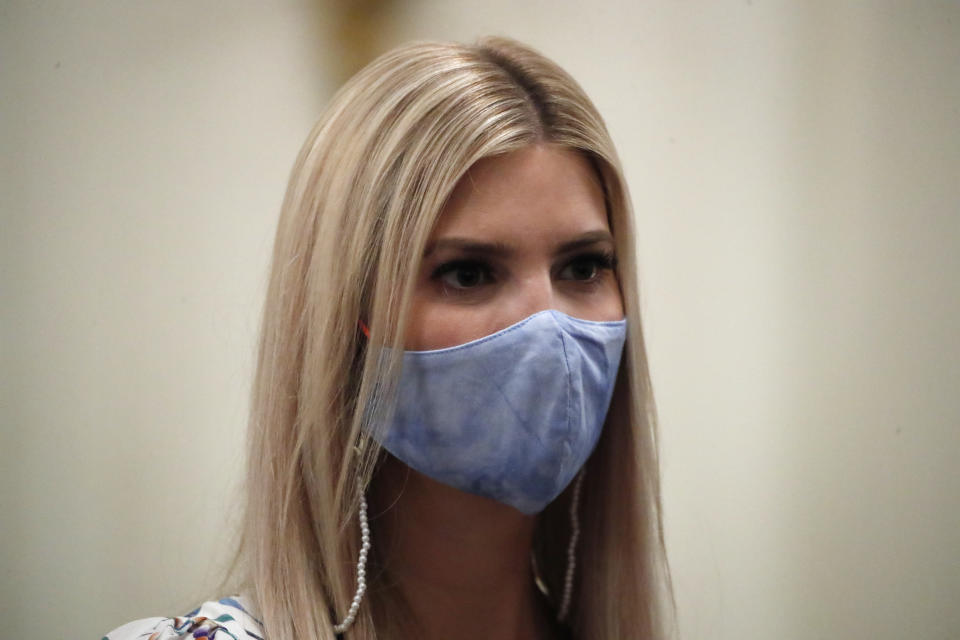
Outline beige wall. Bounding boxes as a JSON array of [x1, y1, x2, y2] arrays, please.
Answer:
[[0, 1, 334, 635], [2, 2, 958, 639]]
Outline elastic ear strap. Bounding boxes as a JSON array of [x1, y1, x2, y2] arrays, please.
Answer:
[[358, 319, 371, 338]]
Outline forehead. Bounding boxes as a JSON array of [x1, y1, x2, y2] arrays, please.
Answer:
[[431, 144, 609, 242]]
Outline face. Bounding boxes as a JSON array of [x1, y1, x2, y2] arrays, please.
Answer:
[[405, 144, 624, 351]]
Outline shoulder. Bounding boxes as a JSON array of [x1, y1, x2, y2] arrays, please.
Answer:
[[103, 596, 264, 640]]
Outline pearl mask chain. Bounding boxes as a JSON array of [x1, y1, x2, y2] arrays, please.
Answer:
[[557, 470, 584, 622], [332, 493, 370, 635], [333, 470, 584, 634]]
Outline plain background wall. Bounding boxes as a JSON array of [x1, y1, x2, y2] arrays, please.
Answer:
[[2, 2, 958, 639]]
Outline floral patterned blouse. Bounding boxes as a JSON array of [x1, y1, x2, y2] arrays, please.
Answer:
[[103, 597, 264, 640]]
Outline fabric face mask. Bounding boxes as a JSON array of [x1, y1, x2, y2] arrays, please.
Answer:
[[370, 309, 627, 515]]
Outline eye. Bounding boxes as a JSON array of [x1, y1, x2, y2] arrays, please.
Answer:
[[433, 260, 493, 290], [558, 252, 617, 282]]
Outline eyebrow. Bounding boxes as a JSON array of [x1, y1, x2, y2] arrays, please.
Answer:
[[423, 230, 615, 258]]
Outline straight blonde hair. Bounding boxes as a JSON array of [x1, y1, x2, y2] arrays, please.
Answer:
[[237, 36, 673, 639]]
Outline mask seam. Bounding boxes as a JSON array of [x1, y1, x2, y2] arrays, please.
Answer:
[[557, 327, 575, 478]]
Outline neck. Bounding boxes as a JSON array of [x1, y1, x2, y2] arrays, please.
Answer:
[[369, 457, 554, 640]]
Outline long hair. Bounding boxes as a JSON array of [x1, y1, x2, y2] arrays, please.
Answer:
[[238, 36, 673, 639]]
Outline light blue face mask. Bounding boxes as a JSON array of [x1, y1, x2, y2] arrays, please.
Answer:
[[370, 309, 627, 515]]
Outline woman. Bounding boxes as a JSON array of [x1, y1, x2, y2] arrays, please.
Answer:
[[105, 36, 672, 640]]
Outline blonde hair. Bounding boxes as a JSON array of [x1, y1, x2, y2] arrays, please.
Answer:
[[238, 36, 672, 639]]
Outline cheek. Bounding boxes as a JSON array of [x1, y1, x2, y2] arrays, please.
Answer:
[[607, 278, 626, 318], [566, 277, 624, 322], [601, 270, 626, 318], [404, 300, 496, 351]]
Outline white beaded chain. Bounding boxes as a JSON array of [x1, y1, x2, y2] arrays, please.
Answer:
[[556, 470, 585, 622], [332, 494, 371, 635], [332, 474, 582, 633]]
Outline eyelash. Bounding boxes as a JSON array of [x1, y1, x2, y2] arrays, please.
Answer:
[[431, 251, 618, 292]]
